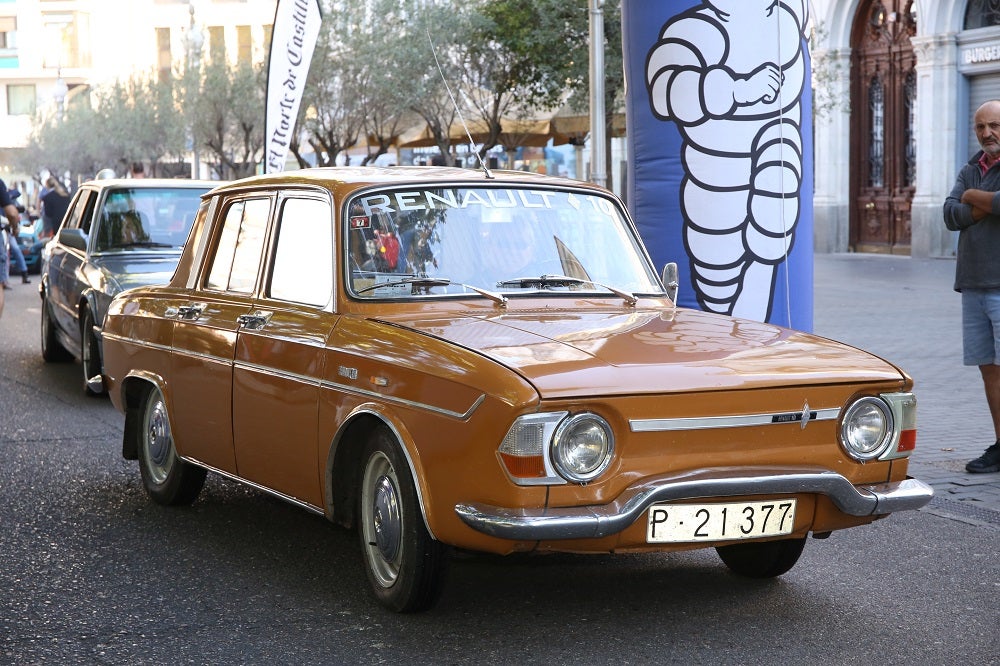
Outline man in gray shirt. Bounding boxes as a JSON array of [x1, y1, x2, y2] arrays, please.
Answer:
[[944, 99, 1000, 473]]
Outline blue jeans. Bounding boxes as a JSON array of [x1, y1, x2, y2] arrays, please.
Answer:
[[8, 228, 26, 274], [962, 289, 1000, 365]]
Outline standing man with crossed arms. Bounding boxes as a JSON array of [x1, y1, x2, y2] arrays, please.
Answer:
[[944, 99, 1000, 473]]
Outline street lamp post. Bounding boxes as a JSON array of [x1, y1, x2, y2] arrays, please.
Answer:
[[186, 1, 204, 179], [52, 71, 68, 120], [589, 0, 607, 188]]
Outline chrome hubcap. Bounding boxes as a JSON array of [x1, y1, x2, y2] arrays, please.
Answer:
[[144, 397, 173, 485], [372, 475, 401, 562], [362, 450, 403, 587]]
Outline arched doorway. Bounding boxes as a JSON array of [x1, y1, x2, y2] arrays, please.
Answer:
[[849, 1, 917, 254]]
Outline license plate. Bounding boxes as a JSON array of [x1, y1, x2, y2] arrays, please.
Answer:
[[646, 499, 796, 543]]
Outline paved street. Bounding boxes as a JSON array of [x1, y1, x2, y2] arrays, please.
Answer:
[[0, 253, 997, 665]]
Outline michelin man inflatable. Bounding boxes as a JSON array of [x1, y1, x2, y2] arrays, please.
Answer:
[[633, 0, 811, 325]]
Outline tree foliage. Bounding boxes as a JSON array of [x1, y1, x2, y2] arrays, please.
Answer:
[[20, 0, 623, 180]]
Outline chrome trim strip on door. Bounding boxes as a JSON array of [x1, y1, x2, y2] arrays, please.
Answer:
[[181, 457, 327, 517], [107, 333, 486, 421]]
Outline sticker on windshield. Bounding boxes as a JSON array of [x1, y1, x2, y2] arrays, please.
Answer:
[[349, 215, 371, 229], [352, 189, 617, 218]]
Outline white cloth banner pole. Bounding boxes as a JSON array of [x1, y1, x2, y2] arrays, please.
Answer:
[[264, 0, 322, 174]]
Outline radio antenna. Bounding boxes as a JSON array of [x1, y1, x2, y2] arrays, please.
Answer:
[[426, 29, 493, 179]]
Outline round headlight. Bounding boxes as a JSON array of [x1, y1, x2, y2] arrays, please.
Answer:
[[551, 413, 614, 483], [840, 397, 893, 461]]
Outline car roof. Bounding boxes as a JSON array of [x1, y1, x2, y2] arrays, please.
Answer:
[[206, 166, 609, 196], [80, 178, 221, 191]]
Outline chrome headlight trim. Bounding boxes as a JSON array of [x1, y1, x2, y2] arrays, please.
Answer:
[[551, 412, 615, 483], [840, 396, 894, 461]]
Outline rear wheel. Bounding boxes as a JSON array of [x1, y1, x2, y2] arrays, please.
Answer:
[[715, 537, 806, 578], [40, 293, 72, 362], [135, 385, 206, 506], [81, 308, 106, 396], [358, 428, 447, 612]]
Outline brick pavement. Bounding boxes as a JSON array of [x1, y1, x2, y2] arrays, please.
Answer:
[[812, 253, 1000, 529]]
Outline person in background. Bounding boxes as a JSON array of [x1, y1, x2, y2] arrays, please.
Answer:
[[943, 98, 1000, 474], [0, 178, 22, 291], [129, 162, 146, 179], [40, 175, 70, 239], [4, 189, 30, 285]]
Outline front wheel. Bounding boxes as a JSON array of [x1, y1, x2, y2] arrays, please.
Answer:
[[358, 428, 448, 612], [715, 537, 806, 578], [135, 385, 206, 506], [81, 308, 106, 396]]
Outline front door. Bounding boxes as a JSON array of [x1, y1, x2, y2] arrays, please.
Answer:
[[850, 0, 917, 254]]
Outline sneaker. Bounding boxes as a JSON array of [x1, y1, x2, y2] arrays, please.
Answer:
[[966, 442, 1000, 473]]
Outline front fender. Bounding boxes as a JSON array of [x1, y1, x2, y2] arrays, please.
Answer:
[[326, 402, 435, 539]]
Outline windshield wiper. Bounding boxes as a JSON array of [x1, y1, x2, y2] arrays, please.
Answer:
[[496, 274, 637, 307], [356, 276, 507, 307]]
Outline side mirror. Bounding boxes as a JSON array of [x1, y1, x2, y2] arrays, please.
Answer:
[[58, 228, 88, 252], [661, 262, 679, 304]]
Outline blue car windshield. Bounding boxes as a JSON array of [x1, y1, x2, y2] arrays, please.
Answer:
[[346, 186, 662, 300]]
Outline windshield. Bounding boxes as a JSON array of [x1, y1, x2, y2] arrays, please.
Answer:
[[345, 185, 662, 299], [94, 187, 206, 252]]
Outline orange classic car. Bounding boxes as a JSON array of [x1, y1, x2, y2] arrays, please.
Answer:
[[101, 166, 933, 612]]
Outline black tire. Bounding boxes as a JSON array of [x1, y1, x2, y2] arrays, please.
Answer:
[[81, 308, 106, 396], [135, 385, 206, 506], [715, 537, 806, 578], [358, 428, 448, 613], [40, 293, 72, 363]]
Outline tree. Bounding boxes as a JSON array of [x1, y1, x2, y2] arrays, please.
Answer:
[[458, 0, 583, 161], [22, 71, 187, 182], [560, 0, 624, 182], [290, 15, 365, 168], [190, 59, 266, 179]]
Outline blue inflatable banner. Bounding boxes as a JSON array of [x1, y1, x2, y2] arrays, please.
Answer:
[[623, 0, 813, 331]]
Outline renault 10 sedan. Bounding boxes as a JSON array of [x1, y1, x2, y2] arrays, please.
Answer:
[[40, 178, 218, 395], [100, 166, 933, 612]]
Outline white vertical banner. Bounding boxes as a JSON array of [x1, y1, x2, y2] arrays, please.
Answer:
[[264, 0, 322, 174]]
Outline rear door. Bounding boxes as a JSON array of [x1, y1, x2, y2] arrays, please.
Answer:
[[46, 188, 96, 341], [168, 195, 272, 472], [231, 193, 337, 507]]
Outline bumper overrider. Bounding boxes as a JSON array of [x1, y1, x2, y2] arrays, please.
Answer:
[[455, 466, 934, 541]]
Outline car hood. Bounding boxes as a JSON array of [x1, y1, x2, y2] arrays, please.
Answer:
[[380, 306, 905, 398], [91, 253, 181, 294]]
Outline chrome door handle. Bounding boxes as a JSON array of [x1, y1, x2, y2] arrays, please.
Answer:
[[237, 311, 272, 331], [176, 303, 206, 319]]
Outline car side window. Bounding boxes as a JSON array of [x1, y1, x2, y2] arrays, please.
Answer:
[[62, 191, 92, 232], [269, 197, 333, 306], [205, 198, 270, 293]]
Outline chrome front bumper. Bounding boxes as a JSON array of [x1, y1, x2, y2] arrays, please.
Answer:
[[455, 466, 934, 541]]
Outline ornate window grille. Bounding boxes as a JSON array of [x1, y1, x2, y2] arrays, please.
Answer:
[[903, 70, 917, 187], [965, 0, 1000, 29], [869, 76, 885, 188]]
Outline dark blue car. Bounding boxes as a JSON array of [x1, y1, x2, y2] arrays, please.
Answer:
[[40, 178, 220, 395]]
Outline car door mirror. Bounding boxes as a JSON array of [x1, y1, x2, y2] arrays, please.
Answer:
[[58, 228, 87, 252], [661, 262, 679, 304]]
